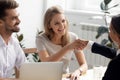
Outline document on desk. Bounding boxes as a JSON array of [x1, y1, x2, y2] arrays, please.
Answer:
[[62, 70, 93, 80], [62, 77, 90, 80], [62, 78, 70, 80], [62, 67, 107, 80]]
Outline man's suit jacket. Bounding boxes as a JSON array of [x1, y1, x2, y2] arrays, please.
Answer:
[[92, 42, 120, 80]]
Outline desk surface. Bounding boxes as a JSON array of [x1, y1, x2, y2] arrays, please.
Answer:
[[0, 78, 18, 80], [0, 67, 107, 80], [63, 67, 106, 80]]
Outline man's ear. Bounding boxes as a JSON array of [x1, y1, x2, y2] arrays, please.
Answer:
[[0, 19, 2, 24], [0, 19, 4, 24], [0, 18, 3, 21], [0, 19, 4, 26]]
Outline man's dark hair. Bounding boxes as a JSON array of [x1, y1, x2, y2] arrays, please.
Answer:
[[0, 0, 19, 19]]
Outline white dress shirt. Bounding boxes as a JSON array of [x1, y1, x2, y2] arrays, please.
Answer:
[[85, 40, 94, 50], [116, 49, 120, 55], [0, 35, 26, 78]]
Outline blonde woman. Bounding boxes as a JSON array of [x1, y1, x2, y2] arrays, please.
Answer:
[[36, 6, 87, 80]]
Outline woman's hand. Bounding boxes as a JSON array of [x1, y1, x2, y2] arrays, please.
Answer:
[[66, 39, 82, 50], [66, 39, 88, 51], [79, 39, 89, 50], [70, 69, 81, 80]]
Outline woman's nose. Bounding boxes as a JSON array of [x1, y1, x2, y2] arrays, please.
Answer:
[[59, 23, 64, 28]]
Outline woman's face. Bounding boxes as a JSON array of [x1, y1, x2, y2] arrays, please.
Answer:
[[109, 23, 120, 45], [50, 14, 67, 37]]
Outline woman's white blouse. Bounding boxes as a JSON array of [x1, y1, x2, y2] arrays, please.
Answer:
[[36, 32, 78, 73]]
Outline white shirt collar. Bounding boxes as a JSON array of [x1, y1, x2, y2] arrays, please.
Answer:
[[0, 35, 5, 46], [117, 49, 120, 55], [0, 35, 13, 47]]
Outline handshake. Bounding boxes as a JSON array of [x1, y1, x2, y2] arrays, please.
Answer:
[[67, 39, 89, 51], [75, 39, 89, 50]]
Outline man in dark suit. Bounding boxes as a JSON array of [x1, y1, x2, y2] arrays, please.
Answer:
[[79, 14, 120, 80]]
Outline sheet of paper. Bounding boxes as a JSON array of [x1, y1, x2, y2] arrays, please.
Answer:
[[62, 78, 70, 80]]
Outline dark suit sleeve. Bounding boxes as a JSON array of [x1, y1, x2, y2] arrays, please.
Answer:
[[102, 55, 120, 80], [91, 42, 116, 59]]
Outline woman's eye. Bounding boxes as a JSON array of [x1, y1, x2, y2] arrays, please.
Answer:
[[55, 22, 59, 25]]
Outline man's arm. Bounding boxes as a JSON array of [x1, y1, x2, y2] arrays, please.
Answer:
[[92, 42, 116, 59], [79, 40, 116, 59]]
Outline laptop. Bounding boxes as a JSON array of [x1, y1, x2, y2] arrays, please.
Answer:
[[19, 62, 63, 80]]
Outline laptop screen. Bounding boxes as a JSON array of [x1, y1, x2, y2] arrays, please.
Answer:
[[19, 62, 63, 80]]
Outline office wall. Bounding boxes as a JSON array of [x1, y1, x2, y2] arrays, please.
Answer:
[[17, 0, 44, 48]]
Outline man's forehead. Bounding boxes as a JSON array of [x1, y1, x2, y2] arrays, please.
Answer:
[[5, 8, 19, 16]]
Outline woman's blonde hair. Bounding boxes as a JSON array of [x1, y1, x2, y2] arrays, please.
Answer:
[[43, 6, 70, 47]]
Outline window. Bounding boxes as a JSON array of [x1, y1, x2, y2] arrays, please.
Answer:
[[74, 0, 103, 11], [57, 0, 120, 14], [73, 0, 120, 13]]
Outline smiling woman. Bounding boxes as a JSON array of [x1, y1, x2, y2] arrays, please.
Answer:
[[36, 6, 88, 80]]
